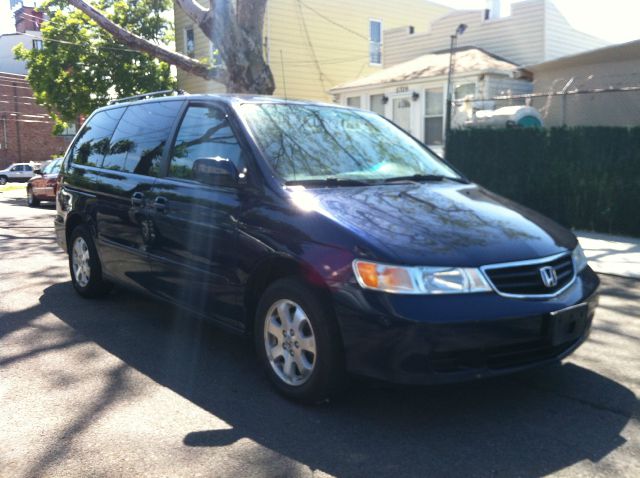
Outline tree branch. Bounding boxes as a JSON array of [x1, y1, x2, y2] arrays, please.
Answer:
[[175, 0, 214, 36], [66, 0, 226, 83]]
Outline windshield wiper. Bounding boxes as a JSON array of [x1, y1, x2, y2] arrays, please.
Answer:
[[285, 178, 370, 187], [382, 174, 468, 184]]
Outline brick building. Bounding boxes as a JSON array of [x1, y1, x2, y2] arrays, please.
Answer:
[[0, 3, 71, 168], [0, 72, 69, 168]]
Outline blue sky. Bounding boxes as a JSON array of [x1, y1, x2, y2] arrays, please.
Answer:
[[1, 0, 639, 44]]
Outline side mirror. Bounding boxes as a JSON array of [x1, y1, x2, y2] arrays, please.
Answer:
[[33, 169, 42, 175], [192, 157, 239, 187]]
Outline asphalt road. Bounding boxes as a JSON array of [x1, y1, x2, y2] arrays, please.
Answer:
[[1, 185, 639, 478]]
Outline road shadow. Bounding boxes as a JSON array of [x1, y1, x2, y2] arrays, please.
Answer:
[[0, 195, 56, 209], [34, 280, 637, 477]]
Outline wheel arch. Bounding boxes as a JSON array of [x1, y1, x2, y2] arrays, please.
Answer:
[[243, 254, 336, 334], [64, 213, 85, 252]]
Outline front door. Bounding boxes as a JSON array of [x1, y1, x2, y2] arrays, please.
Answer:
[[146, 102, 246, 326], [392, 96, 412, 134]]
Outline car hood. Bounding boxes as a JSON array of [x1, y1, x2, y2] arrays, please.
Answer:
[[303, 182, 577, 267]]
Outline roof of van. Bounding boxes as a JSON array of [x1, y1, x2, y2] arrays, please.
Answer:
[[96, 94, 338, 113]]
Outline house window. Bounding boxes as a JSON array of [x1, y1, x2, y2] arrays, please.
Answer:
[[424, 88, 444, 145], [369, 94, 385, 115], [455, 83, 476, 100], [347, 97, 361, 108], [185, 28, 195, 58], [32, 39, 43, 50], [369, 20, 382, 65]]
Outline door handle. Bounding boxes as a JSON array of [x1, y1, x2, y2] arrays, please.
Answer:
[[153, 196, 168, 213], [131, 191, 144, 207]]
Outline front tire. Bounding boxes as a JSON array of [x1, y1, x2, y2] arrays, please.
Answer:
[[69, 225, 112, 298], [27, 187, 40, 207], [0, 176, 7, 185], [255, 278, 345, 403]]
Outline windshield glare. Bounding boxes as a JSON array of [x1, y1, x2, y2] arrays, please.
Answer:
[[239, 104, 459, 183]]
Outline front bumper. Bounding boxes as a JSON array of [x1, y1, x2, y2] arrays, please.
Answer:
[[333, 267, 600, 385]]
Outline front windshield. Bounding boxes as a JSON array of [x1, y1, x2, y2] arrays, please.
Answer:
[[239, 103, 460, 183], [42, 158, 61, 174]]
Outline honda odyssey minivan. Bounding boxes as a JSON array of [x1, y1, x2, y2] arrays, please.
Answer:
[[55, 92, 599, 402]]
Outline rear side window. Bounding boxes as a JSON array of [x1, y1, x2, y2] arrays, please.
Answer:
[[168, 104, 244, 181], [69, 108, 125, 167], [102, 101, 182, 176]]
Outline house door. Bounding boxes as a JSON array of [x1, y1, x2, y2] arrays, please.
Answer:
[[392, 97, 412, 133]]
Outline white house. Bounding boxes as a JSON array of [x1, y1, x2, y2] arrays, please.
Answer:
[[330, 47, 530, 148], [0, 3, 44, 75], [0, 31, 41, 75], [330, 0, 612, 149]]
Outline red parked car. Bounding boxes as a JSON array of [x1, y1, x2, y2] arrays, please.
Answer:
[[27, 158, 62, 207]]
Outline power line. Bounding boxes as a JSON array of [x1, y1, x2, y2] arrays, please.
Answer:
[[20, 31, 155, 54], [296, 0, 332, 89], [298, 0, 368, 41], [267, 35, 366, 54]]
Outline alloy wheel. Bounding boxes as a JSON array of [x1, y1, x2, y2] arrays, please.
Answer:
[[264, 299, 317, 386], [71, 237, 91, 288]]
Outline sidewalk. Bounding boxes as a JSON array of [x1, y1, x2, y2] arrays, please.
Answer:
[[577, 230, 640, 279]]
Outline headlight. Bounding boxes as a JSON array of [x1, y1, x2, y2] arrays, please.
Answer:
[[572, 245, 588, 272], [352, 260, 492, 295]]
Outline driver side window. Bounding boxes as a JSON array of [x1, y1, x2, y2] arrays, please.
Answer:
[[168, 104, 244, 182]]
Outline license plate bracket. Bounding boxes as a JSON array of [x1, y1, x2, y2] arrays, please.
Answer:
[[549, 303, 589, 346]]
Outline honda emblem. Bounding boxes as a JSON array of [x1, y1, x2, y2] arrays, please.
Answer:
[[539, 266, 558, 288]]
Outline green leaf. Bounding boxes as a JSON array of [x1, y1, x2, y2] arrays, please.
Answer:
[[16, 0, 176, 131]]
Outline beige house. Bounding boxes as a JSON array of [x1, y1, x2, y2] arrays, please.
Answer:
[[384, 0, 609, 68], [173, 0, 451, 101], [528, 40, 640, 127]]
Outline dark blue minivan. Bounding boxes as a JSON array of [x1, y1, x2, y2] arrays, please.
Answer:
[[55, 93, 599, 402]]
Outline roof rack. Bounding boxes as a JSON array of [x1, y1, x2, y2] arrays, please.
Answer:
[[107, 89, 187, 105]]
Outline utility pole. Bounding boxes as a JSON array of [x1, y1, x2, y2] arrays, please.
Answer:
[[444, 24, 467, 143]]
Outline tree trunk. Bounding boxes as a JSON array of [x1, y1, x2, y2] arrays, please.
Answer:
[[66, 0, 275, 94]]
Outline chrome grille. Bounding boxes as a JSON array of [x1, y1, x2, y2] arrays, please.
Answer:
[[483, 253, 575, 297]]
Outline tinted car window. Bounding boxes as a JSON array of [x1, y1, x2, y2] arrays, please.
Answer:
[[70, 108, 125, 167], [102, 101, 182, 175], [24, 165, 33, 171], [168, 104, 244, 181]]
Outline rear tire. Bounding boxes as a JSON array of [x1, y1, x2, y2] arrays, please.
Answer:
[[69, 225, 112, 298], [27, 187, 40, 207], [255, 278, 345, 403]]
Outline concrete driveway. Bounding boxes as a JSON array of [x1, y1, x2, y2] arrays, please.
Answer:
[[1, 187, 639, 477]]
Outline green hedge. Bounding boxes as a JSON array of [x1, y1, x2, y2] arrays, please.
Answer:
[[445, 127, 640, 237]]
